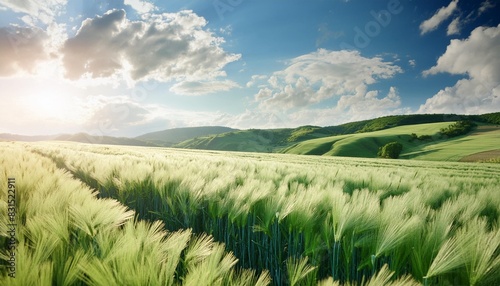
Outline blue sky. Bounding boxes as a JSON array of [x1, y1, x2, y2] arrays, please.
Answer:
[[0, 0, 499, 136]]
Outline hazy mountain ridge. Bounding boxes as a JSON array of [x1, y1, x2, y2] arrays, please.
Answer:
[[0, 134, 60, 142], [54, 133, 158, 147]]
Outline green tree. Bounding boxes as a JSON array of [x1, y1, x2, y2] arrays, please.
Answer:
[[439, 120, 477, 138], [378, 142, 403, 159]]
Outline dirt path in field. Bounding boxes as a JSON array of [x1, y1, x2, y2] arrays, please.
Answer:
[[460, 149, 500, 162]]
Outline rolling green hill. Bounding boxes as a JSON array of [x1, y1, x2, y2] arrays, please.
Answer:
[[174, 127, 336, 152], [173, 115, 459, 152], [282, 122, 451, 157], [283, 122, 500, 162], [135, 126, 238, 146], [402, 124, 500, 161], [174, 113, 500, 156]]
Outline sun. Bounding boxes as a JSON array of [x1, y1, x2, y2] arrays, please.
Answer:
[[25, 89, 83, 123]]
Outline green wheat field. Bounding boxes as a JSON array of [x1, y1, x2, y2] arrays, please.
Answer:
[[1, 141, 499, 285]]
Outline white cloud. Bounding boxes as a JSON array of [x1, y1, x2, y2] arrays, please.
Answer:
[[221, 87, 409, 129], [447, 17, 461, 36], [420, 24, 500, 114], [124, 0, 156, 14], [170, 80, 240, 96], [336, 86, 402, 116], [255, 49, 402, 111], [479, 0, 495, 15], [409, 59, 416, 67], [219, 25, 233, 36], [420, 0, 459, 35], [0, 0, 67, 24], [248, 49, 406, 127], [246, 75, 267, 88], [62, 9, 241, 87]]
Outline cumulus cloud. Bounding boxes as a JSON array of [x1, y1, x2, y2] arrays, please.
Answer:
[[249, 49, 407, 127], [336, 86, 402, 117], [420, 0, 459, 35], [227, 87, 408, 129], [124, 0, 156, 14], [254, 89, 406, 129], [170, 80, 240, 96], [294, 87, 408, 126], [0, 0, 67, 24], [0, 26, 49, 76], [62, 9, 241, 86], [255, 49, 402, 110], [419, 24, 500, 114]]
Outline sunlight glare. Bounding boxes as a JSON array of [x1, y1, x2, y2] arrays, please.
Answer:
[[26, 90, 82, 122]]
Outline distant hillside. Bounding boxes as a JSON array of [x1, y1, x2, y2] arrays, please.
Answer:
[[174, 113, 500, 152], [4, 112, 499, 157], [174, 126, 343, 152], [0, 134, 59, 142], [55, 133, 157, 147], [283, 122, 451, 157], [283, 121, 500, 161], [136, 126, 238, 147]]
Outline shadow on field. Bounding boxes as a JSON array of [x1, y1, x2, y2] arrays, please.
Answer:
[[400, 148, 442, 159]]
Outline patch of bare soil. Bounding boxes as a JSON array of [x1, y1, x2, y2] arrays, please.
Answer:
[[469, 125, 500, 135], [460, 149, 500, 162]]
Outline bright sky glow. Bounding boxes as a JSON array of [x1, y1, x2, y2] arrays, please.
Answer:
[[0, 0, 499, 136]]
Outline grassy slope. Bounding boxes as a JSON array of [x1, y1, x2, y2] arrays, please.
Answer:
[[283, 122, 500, 161], [175, 129, 288, 152], [174, 128, 327, 152], [282, 122, 450, 157], [174, 113, 500, 153], [402, 124, 500, 161]]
